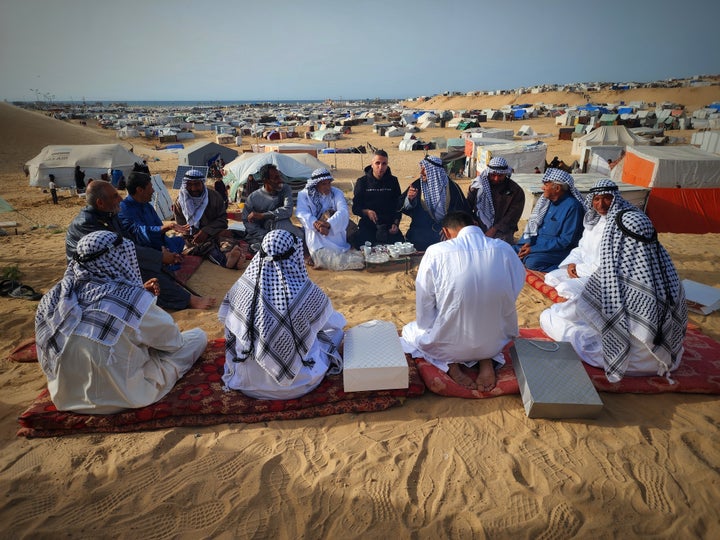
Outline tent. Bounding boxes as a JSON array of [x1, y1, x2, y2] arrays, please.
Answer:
[[177, 141, 238, 168], [571, 125, 648, 156], [475, 141, 547, 176], [385, 127, 404, 137], [310, 129, 342, 141], [26, 144, 143, 188], [691, 130, 720, 155], [621, 145, 720, 233], [585, 146, 624, 175], [222, 152, 326, 202], [516, 125, 537, 138]]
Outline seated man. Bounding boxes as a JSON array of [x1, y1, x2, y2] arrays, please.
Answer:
[[241, 164, 302, 246], [119, 171, 186, 257], [35, 231, 208, 414], [172, 169, 229, 258], [66, 180, 215, 310], [401, 211, 525, 391], [540, 209, 687, 382], [296, 168, 363, 270], [544, 179, 635, 300], [400, 155, 470, 251], [352, 150, 404, 247], [467, 156, 525, 244], [218, 229, 345, 400], [514, 168, 586, 271]]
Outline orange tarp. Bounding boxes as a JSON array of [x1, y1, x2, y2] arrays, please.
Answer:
[[645, 188, 720, 233], [622, 151, 655, 187]]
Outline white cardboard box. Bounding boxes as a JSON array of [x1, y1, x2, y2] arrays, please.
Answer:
[[682, 279, 720, 315], [343, 320, 409, 392], [511, 339, 603, 419]]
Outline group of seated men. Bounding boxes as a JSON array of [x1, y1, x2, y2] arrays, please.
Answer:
[[34, 154, 688, 413]]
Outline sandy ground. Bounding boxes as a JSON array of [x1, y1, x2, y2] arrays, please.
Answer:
[[1, 89, 719, 538]]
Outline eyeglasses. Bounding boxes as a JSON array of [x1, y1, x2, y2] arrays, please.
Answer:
[[73, 235, 123, 263]]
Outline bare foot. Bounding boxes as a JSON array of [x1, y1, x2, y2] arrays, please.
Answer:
[[225, 246, 242, 269], [476, 359, 496, 392], [189, 295, 216, 309], [448, 363, 477, 389]]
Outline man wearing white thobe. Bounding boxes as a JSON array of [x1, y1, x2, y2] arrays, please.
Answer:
[[401, 211, 525, 391]]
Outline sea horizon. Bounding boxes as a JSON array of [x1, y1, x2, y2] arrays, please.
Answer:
[[10, 98, 403, 108]]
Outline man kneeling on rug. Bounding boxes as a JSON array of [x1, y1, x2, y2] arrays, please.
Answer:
[[400, 211, 525, 392], [218, 229, 345, 399], [35, 231, 208, 414]]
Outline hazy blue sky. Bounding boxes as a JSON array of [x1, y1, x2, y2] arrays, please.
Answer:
[[1, 0, 718, 102]]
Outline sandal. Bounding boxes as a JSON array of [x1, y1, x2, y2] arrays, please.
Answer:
[[0, 279, 21, 297], [9, 284, 43, 301]]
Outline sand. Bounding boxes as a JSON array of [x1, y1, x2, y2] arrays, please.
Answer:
[[1, 89, 719, 538]]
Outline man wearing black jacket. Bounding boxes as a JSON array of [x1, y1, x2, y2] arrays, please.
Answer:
[[351, 150, 404, 247]]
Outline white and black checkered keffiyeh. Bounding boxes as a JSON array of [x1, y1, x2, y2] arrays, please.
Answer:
[[470, 156, 513, 229], [420, 155, 449, 222], [218, 229, 335, 386], [522, 168, 587, 237], [305, 168, 336, 219], [35, 231, 154, 381], [177, 169, 208, 228], [577, 209, 687, 382], [583, 178, 634, 228]]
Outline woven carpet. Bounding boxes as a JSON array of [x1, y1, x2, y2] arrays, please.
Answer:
[[173, 255, 204, 285], [416, 326, 720, 398], [17, 339, 425, 438]]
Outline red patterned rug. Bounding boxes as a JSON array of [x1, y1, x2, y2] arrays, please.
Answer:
[[524, 269, 565, 303], [173, 255, 204, 285], [416, 326, 720, 398], [17, 339, 425, 438]]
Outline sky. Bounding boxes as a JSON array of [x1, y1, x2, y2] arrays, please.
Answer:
[[1, 0, 719, 102]]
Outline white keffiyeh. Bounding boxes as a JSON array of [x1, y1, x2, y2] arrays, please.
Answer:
[[576, 209, 687, 382], [218, 229, 335, 386], [420, 156, 449, 222], [177, 169, 208, 228], [583, 178, 634, 228], [35, 231, 154, 381], [306, 168, 336, 218], [523, 168, 587, 238]]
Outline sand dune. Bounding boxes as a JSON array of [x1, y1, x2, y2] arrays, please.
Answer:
[[1, 99, 719, 538]]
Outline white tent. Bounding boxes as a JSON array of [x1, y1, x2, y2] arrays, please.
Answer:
[[585, 146, 624, 175], [516, 125, 537, 138], [385, 127, 404, 137], [223, 152, 326, 201], [475, 141, 547, 176], [622, 145, 720, 188], [571, 125, 648, 156], [310, 129, 342, 141], [26, 144, 143, 188]]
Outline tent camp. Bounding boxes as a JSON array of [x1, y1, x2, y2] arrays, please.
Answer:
[[222, 152, 326, 202], [571, 125, 648, 156], [621, 145, 720, 233], [26, 144, 143, 188], [178, 141, 238, 168]]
